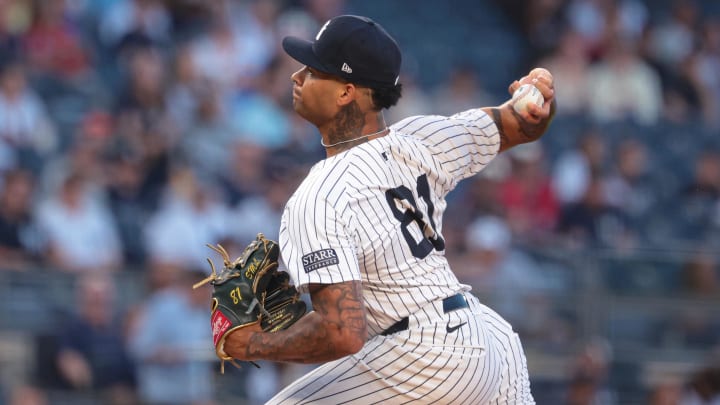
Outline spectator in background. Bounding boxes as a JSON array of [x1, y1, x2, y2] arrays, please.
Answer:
[[516, 0, 567, 56], [690, 18, 720, 130], [6, 384, 49, 405], [587, 34, 663, 125], [431, 65, 495, 116], [55, 272, 136, 403], [187, 0, 276, 92], [0, 0, 31, 61], [661, 220, 720, 352], [112, 45, 175, 205], [444, 160, 510, 255], [166, 45, 203, 134], [106, 154, 154, 267], [647, 379, 683, 405], [39, 111, 113, 198], [646, 0, 698, 69], [229, 56, 291, 149], [681, 149, 720, 201], [0, 169, 40, 270], [552, 129, 607, 205], [35, 172, 123, 272], [565, 0, 614, 59], [143, 166, 229, 271], [229, 164, 298, 245], [128, 268, 216, 405], [0, 61, 57, 172], [613, 0, 650, 43], [682, 365, 720, 404], [218, 141, 271, 205], [272, 111, 326, 164], [498, 142, 559, 244], [452, 215, 568, 340], [665, 308, 720, 351], [681, 252, 719, 296], [676, 149, 720, 240], [22, 0, 92, 82], [564, 338, 617, 405], [603, 138, 656, 223], [161, 1, 214, 41], [179, 80, 235, 178], [564, 0, 647, 57], [641, 0, 704, 126], [114, 45, 176, 154], [557, 174, 636, 250], [539, 28, 592, 117], [98, 0, 171, 52]]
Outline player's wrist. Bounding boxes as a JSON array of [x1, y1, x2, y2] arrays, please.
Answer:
[[224, 323, 262, 360]]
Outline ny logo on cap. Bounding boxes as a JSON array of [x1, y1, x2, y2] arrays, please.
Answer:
[[315, 20, 330, 40], [341, 63, 353, 74]]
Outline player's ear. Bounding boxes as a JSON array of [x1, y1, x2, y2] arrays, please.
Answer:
[[337, 83, 357, 107]]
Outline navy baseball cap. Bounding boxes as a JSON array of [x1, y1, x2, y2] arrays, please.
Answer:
[[282, 15, 401, 88]]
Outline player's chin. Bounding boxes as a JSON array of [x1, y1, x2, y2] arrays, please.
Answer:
[[292, 104, 317, 125], [292, 99, 304, 115]]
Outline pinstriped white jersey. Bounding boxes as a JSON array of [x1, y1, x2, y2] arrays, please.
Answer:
[[279, 108, 500, 336]]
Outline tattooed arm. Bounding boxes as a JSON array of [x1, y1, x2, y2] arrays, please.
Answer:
[[223, 281, 367, 363], [481, 67, 557, 153]]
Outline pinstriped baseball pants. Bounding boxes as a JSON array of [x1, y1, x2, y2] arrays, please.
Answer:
[[266, 293, 535, 404]]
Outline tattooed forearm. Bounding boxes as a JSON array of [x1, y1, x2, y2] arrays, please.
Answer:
[[510, 108, 541, 140], [243, 281, 367, 363], [490, 107, 509, 148]]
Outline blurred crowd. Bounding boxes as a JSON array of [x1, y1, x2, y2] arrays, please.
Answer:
[[0, 0, 718, 404]]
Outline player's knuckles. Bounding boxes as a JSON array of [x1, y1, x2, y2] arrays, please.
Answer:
[[534, 74, 553, 84], [530, 68, 553, 81], [532, 80, 552, 95]]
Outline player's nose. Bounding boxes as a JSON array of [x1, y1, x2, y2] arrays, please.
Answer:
[[291, 67, 304, 85]]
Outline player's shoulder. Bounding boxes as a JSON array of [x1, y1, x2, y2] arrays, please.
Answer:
[[391, 109, 495, 144], [309, 140, 393, 187], [390, 112, 491, 141], [390, 114, 449, 135], [302, 151, 362, 190]]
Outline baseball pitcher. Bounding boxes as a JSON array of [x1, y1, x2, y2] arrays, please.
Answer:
[[204, 14, 556, 404]]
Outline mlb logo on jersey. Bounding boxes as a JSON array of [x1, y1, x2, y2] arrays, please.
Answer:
[[302, 249, 339, 273]]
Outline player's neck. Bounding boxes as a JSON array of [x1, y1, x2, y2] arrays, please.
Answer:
[[322, 113, 388, 157]]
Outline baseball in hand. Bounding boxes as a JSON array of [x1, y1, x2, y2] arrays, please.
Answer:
[[511, 84, 544, 114]]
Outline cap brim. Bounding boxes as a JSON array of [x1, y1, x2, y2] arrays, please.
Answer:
[[282, 36, 329, 73]]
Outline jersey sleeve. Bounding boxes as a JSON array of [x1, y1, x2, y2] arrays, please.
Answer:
[[279, 191, 361, 294], [392, 108, 500, 184]]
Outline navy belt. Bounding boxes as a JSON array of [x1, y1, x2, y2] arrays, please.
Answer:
[[380, 293, 468, 336]]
